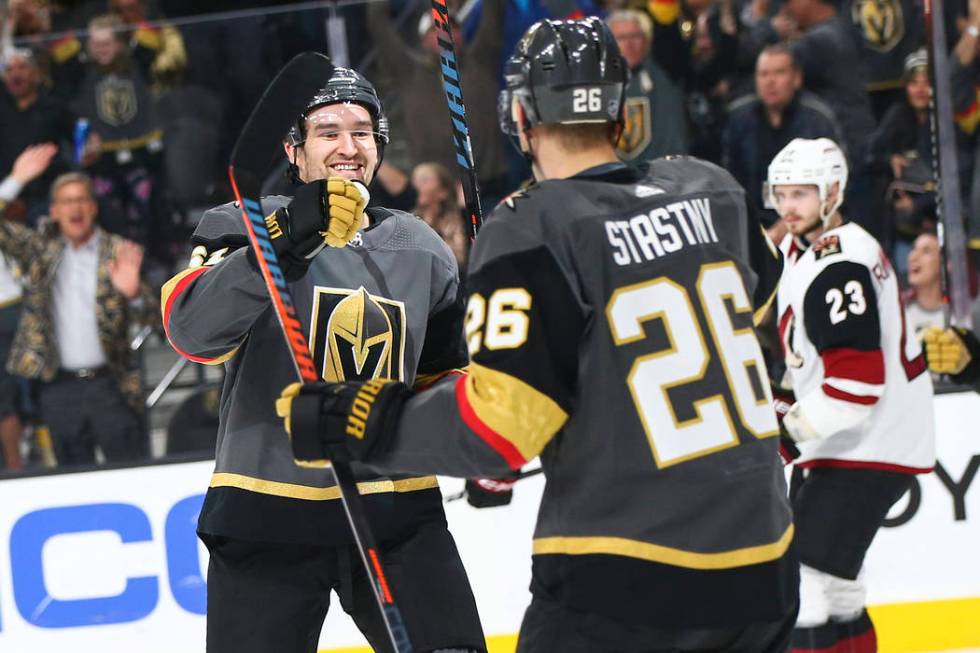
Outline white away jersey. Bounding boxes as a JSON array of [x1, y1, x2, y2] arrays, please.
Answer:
[[777, 222, 935, 472]]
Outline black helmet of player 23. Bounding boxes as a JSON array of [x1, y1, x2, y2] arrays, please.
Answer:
[[286, 67, 390, 180], [498, 17, 628, 139]]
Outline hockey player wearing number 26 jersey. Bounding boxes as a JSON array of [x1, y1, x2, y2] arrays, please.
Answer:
[[770, 138, 935, 653], [278, 18, 799, 653]]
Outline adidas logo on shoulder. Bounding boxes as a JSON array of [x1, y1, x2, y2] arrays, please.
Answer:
[[635, 185, 664, 198]]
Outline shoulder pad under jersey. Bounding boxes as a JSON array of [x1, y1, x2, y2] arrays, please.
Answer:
[[645, 155, 742, 195]]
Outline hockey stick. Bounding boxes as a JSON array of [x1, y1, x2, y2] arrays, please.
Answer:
[[430, 0, 484, 238], [923, 0, 973, 328], [444, 466, 544, 503], [228, 52, 413, 653]]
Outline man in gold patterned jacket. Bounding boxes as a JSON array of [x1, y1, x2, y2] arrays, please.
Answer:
[[0, 171, 157, 466]]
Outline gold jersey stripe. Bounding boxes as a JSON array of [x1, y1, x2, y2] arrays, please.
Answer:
[[465, 362, 568, 462], [533, 524, 794, 570], [209, 472, 439, 501], [413, 367, 468, 390], [100, 129, 164, 153], [753, 283, 778, 327]]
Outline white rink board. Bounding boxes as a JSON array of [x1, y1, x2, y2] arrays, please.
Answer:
[[0, 391, 974, 652]]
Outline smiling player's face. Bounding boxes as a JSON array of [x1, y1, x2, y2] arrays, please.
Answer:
[[286, 103, 379, 185]]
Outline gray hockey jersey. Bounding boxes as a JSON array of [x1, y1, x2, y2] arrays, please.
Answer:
[[370, 159, 798, 628], [163, 198, 467, 544]]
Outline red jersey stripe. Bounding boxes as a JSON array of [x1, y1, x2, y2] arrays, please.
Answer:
[[822, 383, 879, 405], [820, 347, 884, 385], [798, 458, 933, 474], [162, 267, 225, 364]]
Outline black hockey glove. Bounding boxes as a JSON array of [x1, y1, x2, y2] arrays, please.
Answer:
[[247, 178, 365, 281], [277, 379, 413, 465], [771, 384, 800, 462], [465, 477, 516, 508]]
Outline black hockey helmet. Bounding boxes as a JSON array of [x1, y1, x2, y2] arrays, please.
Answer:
[[286, 67, 390, 162], [498, 17, 627, 137]]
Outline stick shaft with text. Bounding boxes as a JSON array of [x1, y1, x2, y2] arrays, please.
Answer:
[[430, 0, 484, 238]]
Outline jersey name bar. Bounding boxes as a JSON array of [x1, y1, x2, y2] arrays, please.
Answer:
[[605, 197, 719, 266]]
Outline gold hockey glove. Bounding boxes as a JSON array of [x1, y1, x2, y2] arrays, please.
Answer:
[[277, 379, 412, 466], [324, 177, 367, 248], [923, 326, 975, 376]]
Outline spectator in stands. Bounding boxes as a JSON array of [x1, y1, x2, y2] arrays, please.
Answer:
[[850, 0, 925, 120], [368, 0, 511, 208], [756, 0, 879, 235], [0, 144, 54, 470], [685, 0, 740, 162], [952, 4, 980, 258], [764, 0, 876, 159], [904, 231, 945, 335], [0, 48, 75, 222], [411, 162, 468, 269], [70, 14, 164, 248], [1, 0, 52, 55], [607, 9, 688, 162], [905, 230, 980, 330], [109, 0, 188, 93], [868, 49, 936, 276], [724, 44, 843, 239], [372, 161, 418, 214], [0, 172, 156, 467]]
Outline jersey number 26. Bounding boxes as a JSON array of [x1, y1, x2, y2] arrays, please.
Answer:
[[607, 262, 778, 468]]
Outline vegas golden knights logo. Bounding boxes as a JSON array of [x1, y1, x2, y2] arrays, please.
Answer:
[[617, 97, 652, 161], [852, 0, 904, 53], [310, 286, 406, 382], [96, 75, 138, 127]]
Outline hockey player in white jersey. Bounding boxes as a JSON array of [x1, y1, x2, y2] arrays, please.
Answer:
[[769, 138, 935, 652]]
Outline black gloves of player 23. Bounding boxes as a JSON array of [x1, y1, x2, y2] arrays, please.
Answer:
[[277, 379, 413, 466]]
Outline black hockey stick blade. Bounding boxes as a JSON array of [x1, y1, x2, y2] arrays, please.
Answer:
[[227, 52, 414, 653], [230, 52, 332, 199]]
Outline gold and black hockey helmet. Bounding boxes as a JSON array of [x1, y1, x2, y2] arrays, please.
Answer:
[[499, 17, 628, 136], [286, 67, 390, 157]]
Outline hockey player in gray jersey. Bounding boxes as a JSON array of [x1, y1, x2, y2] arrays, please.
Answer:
[[277, 19, 799, 652], [162, 68, 484, 653]]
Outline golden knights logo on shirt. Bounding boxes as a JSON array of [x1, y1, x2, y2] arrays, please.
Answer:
[[617, 97, 652, 161], [310, 286, 406, 382], [852, 0, 904, 52], [96, 74, 138, 126]]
